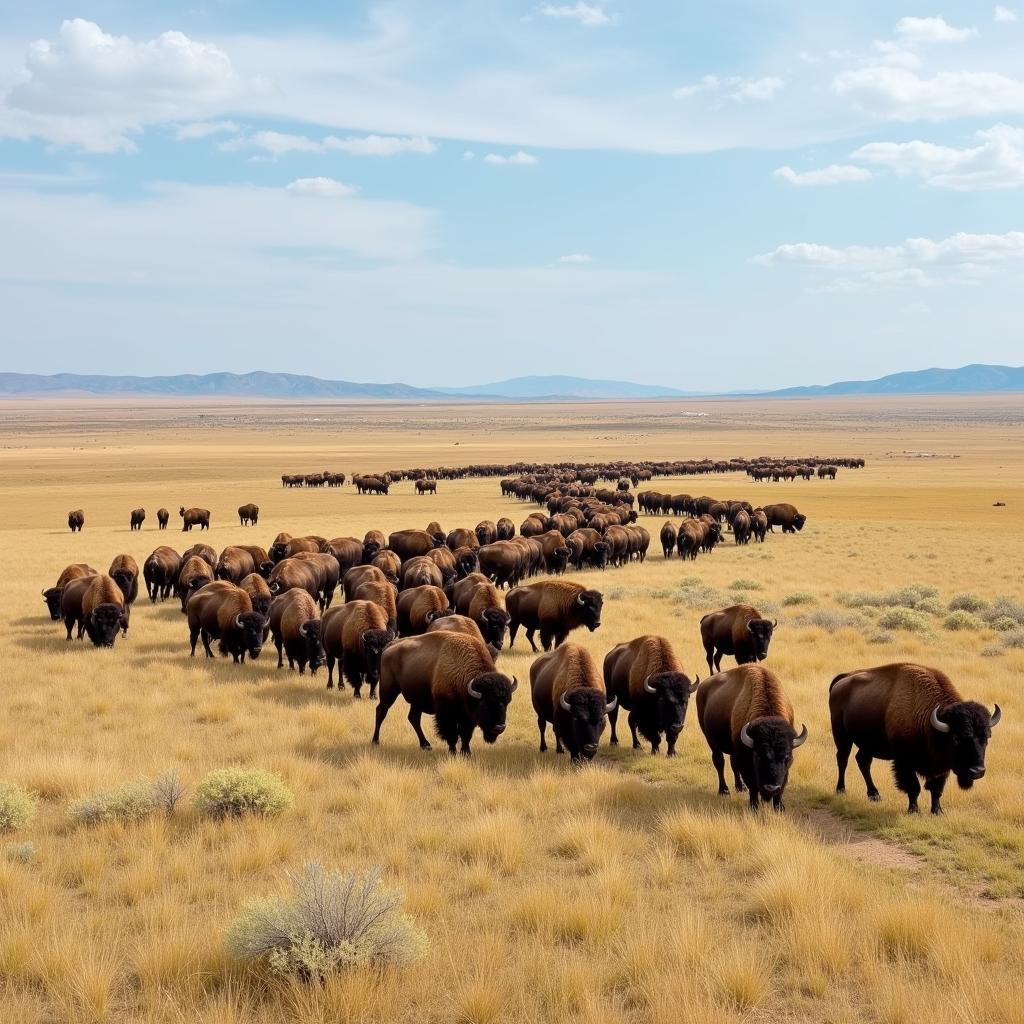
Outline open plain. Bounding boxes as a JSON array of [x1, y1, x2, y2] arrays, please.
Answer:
[[1, 394, 1023, 1023]]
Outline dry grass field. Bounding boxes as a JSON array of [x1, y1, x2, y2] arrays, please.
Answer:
[[1, 394, 1022, 1023]]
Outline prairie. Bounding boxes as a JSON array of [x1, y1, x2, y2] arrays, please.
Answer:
[[0, 394, 1022, 1023]]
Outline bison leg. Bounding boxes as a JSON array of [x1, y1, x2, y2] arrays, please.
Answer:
[[892, 760, 921, 813], [508, 619, 520, 648], [704, 643, 715, 675], [607, 705, 619, 745], [458, 722, 474, 757], [275, 637, 284, 669], [627, 711, 642, 751], [325, 654, 336, 689], [855, 749, 881, 801], [342, 653, 363, 696], [526, 628, 540, 653], [712, 750, 729, 796], [200, 629, 214, 658], [730, 755, 747, 793], [665, 728, 681, 757], [371, 685, 401, 745], [833, 730, 853, 794], [434, 703, 460, 754], [537, 715, 549, 752], [925, 773, 948, 815]]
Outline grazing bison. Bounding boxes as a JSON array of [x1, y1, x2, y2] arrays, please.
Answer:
[[215, 546, 258, 584], [530, 642, 616, 763], [700, 604, 776, 674], [67, 509, 84, 532], [61, 574, 128, 646], [372, 632, 517, 754], [415, 478, 437, 495], [321, 600, 393, 696], [108, 554, 140, 607], [179, 506, 211, 532], [829, 663, 1001, 814], [453, 574, 510, 650], [268, 558, 321, 606], [696, 664, 807, 810], [762, 503, 807, 533], [144, 547, 181, 603], [506, 580, 603, 653], [239, 572, 273, 618], [43, 563, 96, 620], [238, 503, 259, 526], [187, 581, 265, 663], [177, 554, 215, 612], [604, 635, 698, 756], [292, 551, 341, 609], [157, 508, 170, 530], [268, 588, 323, 675], [660, 521, 677, 559], [397, 585, 452, 636], [130, 508, 146, 531], [751, 509, 768, 543], [732, 510, 752, 545]]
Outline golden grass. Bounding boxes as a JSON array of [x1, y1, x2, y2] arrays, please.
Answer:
[[0, 394, 1023, 1022]]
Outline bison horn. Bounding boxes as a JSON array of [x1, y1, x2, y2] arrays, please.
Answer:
[[930, 705, 951, 734], [510, 676, 519, 693], [772, 619, 778, 629], [643, 675, 657, 694], [605, 696, 617, 713], [689, 675, 700, 694], [235, 614, 244, 629], [740, 722, 755, 749], [467, 678, 482, 699], [298, 622, 310, 637], [560, 692, 572, 711], [41, 588, 47, 597], [990, 704, 1001, 728], [792, 723, 808, 748]]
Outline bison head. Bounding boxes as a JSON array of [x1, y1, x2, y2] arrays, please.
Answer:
[[642, 672, 700, 746], [466, 672, 517, 743], [431, 532, 446, 547], [740, 716, 807, 803], [359, 628, 392, 683], [475, 525, 490, 545], [111, 568, 135, 602], [576, 590, 603, 631], [297, 620, 324, 674], [746, 617, 776, 661], [592, 542, 611, 569], [361, 541, 381, 563], [232, 612, 266, 661], [270, 543, 289, 563], [480, 608, 510, 649], [557, 687, 617, 762], [456, 551, 480, 578], [259, 560, 275, 579], [179, 507, 186, 516], [42, 586, 63, 620], [931, 701, 1001, 789], [793, 513, 807, 531], [86, 602, 125, 647]]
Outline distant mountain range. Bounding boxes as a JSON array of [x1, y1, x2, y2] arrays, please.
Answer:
[[0, 365, 1020, 400]]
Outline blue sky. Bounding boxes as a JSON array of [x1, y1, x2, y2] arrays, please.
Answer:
[[0, 1, 1022, 390]]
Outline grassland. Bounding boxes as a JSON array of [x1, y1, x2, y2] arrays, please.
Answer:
[[0, 394, 1022, 1023]]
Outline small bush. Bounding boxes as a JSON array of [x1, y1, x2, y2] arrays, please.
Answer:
[[980, 644, 1004, 659], [796, 609, 866, 633], [227, 864, 426, 982], [0, 782, 36, 834], [194, 767, 292, 820], [916, 597, 944, 616], [69, 777, 157, 827], [672, 581, 727, 609], [152, 770, 186, 815], [5, 841, 36, 864], [837, 585, 939, 610], [868, 631, 894, 645], [990, 616, 1020, 633], [877, 608, 932, 633], [949, 593, 988, 613], [782, 591, 817, 607], [730, 578, 762, 592], [1002, 630, 1024, 651], [981, 597, 1024, 627], [943, 611, 983, 632]]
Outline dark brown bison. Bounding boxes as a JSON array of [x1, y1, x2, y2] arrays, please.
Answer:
[[604, 635, 698, 756], [186, 580, 265, 663], [372, 632, 516, 753], [696, 664, 807, 810], [762, 503, 807, 533], [506, 580, 603, 653], [446, 528, 479, 551], [67, 509, 84, 532], [829, 663, 1001, 814], [426, 613, 494, 654], [496, 517, 515, 541], [238, 503, 259, 526], [182, 543, 217, 568], [475, 520, 497, 546], [129, 508, 146, 531], [751, 509, 768, 543], [659, 521, 677, 559], [108, 554, 140, 606], [61, 574, 128, 646], [415, 478, 437, 495], [292, 551, 341, 609], [43, 563, 96, 620], [143, 547, 181, 603], [239, 572, 273, 618], [362, 529, 387, 562], [268, 557, 321, 605], [389, 529, 441, 561], [530, 642, 616, 763], [268, 588, 323, 675], [399, 555, 446, 592], [215, 546, 258, 584], [732, 510, 752, 545], [179, 506, 210, 532], [452, 573, 510, 650], [477, 540, 528, 589], [321, 600, 393, 696], [270, 535, 327, 563], [700, 604, 776, 674], [397, 585, 452, 636], [157, 508, 170, 530], [328, 537, 364, 578], [177, 554, 215, 612], [344, 565, 398, 630]]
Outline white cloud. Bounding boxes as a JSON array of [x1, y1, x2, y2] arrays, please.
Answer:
[[774, 164, 873, 186], [833, 66, 1024, 121], [221, 129, 436, 158], [559, 253, 595, 263], [894, 16, 978, 45], [853, 124, 1024, 189], [538, 4, 616, 28], [994, 5, 1018, 22], [3, 18, 246, 151], [285, 177, 357, 198], [673, 74, 784, 102], [483, 151, 539, 165], [732, 76, 784, 101], [175, 120, 240, 140], [221, 129, 322, 157]]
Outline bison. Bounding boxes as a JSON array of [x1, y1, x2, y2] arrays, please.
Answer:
[[762, 503, 807, 533], [530, 642, 616, 763], [415, 478, 437, 495], [239, 572, 273, 618], [187, 580, 265, 663], [215, 546, 258, 584], [143, 547, 181, 603], [506, 580, 603, 653], [322, 600, 393, 696], [452, 573, 510, 649], [696, 664, 807, 810], [157, 508, 170, 530], [829, 662, 1001, 814], [604, 635, 698, 756], [43, 563, 96, 620], [389, 529, 441, 561], [238, 503, 259, 526], [130, 508, 146, 531], [660, 521, 677, 559], [67, 509, 84, 532], [700, 604, 776, 674], [177, 554, 215, 612], [61, 574, 128, 646], [182, 543, 216, 568], [108, 554, 140, 607], [179, 506, 211, 532], [344, 565, 398, 630], [397, 585, 452, 636], [372, 632, 516, 754], [268, 588, 323, 675]]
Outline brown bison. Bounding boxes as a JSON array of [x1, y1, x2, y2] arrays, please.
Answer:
[[660, 521, 677, 559], [61, 574, 128, 646], [108, 554, 140, 606], [389, 529, 440, 561], [372, 632, 517, 753], [67, 509, 84, 532], [292, 551, 341, 609], [238, 503, 259, 526], [426, 613, 494, 653], [604, 635, 698, 756], [43, 563, 96, 620], [179, 506, 210, 532], [182, 543, 217, 568], [328, 537, 364, 577], [130, 508, 146, 531], [415, 478, 437, 495], [268, 558, 321, 605], [475, 520, 497, 546], [215, 546, 258, 584], [751, 509, 768, 543], [696, 664, 807, 810], [144, 547, 181, 603], [177, 554, 215, 612], [157, 508, 170, 529], [530, 642, 616, 763], [397, 585, 452, 636], [446, 528, 479, 551], [762, 503, 807, 533], [496, 517, 515, 541], [829, 663, 1001, 814], [239, 572, 273, 618], [700, 604, 776, 674], [344, 565, 398, 630], [506, 580, 603, 652], [399, 555, 446, 592], [187, 580, 265, 663], [268, 588, 323, 675], [322, 600, 393, 696], [477, 540, 528, 589], [362, 529, 387, 562], [453, 573, 510, 650], [732, 509, 752, 545]]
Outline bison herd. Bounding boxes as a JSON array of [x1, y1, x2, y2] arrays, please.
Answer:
[[66, 504, 260, 532]]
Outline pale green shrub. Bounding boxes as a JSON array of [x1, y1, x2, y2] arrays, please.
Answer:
[[0, 783, 37, 833], [69, 777, 157, 827], [5, 841, 36, 864], [877, 608, 932, 633], [948, 593, 988, 613], [194, 767, 292, 820], [782, 591, 817, 606], [943, 611, 983, 632]]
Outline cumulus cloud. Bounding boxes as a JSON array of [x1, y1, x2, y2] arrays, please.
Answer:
[[559, 253, 596, 263], [853, 124, 1024, 189], [893, 15, 978, 45], [176, 120, 240, 140], [222, 130, 436, 158], [773, 164, 873, 186], [538, 3, 616, 27], [483, 151, 539, 165], [994, 5, 1018, 22], [674, 74, 784, 102], [285, 177, 357, 198]]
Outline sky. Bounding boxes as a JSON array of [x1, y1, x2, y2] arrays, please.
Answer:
[[0, 1, 1022, 391]]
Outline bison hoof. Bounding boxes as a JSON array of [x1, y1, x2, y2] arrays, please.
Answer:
[[907, 805, 920, 814], [835, 785, 845, 794], [931, 806, 944, 816], [868, 791, 881, 802], [718, 788, 730, 798], [666, 750, 676, 758]]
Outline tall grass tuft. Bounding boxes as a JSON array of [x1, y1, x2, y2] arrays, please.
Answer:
[[68, 777, 157, 827]]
